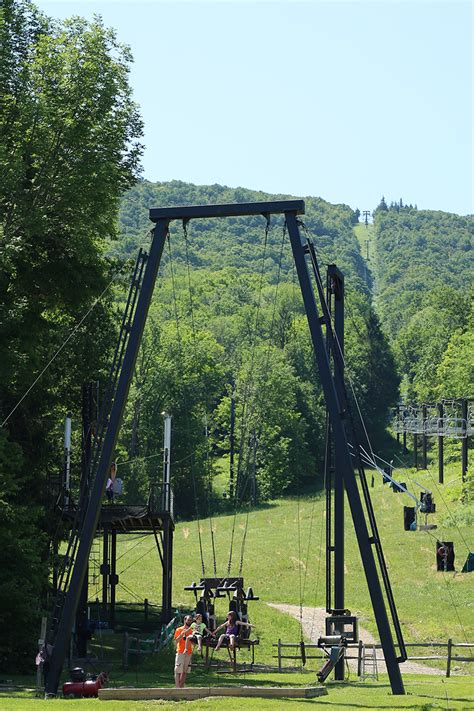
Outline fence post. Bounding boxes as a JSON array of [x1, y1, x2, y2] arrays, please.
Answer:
[[357, 640, 363, 677], [144, 598, 149, 623], [446, 638, 453, 677], [278, 639, 282, 672]]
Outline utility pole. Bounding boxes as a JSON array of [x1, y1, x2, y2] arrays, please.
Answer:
[[363, 210, 371, 227]]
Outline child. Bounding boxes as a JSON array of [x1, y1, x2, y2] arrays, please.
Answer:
[[188, 613, 212, 653], [214, 611, 253, 652]]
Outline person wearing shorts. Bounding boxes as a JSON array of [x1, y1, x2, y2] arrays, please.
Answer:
[[173, 615, 193, 687], [189, 613, 212, 653], [214, 610, 252, 652]]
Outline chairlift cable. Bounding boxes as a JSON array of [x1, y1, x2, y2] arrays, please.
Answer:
[[392, 452, 472, 554]]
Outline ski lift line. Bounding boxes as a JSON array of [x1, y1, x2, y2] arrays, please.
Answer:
[[391, 451, 472, 554], [1, 259, 134, 429], [370, 451, 430, 494], [422, 463, 473, 554], [421, 530, 473, 652], [357, 448, 420, 509], [167, 232, 207, 577]]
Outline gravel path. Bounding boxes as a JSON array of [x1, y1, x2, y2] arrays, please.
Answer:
[[268, 603, 441, 675]]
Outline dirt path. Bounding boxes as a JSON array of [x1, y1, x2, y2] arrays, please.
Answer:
[[268, 603, 441, 675]]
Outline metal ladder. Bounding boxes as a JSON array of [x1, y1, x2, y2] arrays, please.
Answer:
[[361, 643, 379, 681], [45, 249, 148, 653]]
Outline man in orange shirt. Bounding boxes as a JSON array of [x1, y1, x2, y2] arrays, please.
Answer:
[[173, 615, 193, 687]]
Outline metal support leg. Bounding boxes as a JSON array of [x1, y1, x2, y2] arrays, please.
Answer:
[[286, 212, 404, 695], [45, 219, 169, 695]]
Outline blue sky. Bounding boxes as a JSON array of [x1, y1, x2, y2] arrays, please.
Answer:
[[36, 1, 473, 215]]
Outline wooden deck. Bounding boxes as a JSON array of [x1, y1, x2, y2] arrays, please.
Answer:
[[99, 685, 328, 701]]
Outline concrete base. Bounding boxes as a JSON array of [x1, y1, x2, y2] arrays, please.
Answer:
[[99, 685, 328, 701]]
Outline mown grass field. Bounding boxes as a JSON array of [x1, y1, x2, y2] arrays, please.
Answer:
[[112, 455, 473, 645], [2, 451, 473, 708], [1, 674, 473, 710]]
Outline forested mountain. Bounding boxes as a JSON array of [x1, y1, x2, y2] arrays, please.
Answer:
[[371, 200, 473, 402], [112, 181, 398, 516]]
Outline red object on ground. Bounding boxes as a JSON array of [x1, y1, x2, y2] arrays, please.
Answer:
[[62, 671, 107, 698]]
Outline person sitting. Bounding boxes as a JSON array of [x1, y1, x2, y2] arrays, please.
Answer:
[[188, 613, 212, 654], [214, 611, 253, 652]]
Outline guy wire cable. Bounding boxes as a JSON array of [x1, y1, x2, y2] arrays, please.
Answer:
[[1, 256, 135, 428]]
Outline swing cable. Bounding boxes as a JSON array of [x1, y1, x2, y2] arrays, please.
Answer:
[[182, 219, 218, 577], [167, 229, 206, 577], [237, 217, 289, 578], [227, 213, 271, 576]]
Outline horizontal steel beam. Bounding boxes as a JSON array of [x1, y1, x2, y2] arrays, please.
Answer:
[[149, 200, 305, 222]]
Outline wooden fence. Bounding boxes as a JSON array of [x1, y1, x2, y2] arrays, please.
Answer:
[[273, 639, 474, 677]]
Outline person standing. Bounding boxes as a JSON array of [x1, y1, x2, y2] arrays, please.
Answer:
[[173, 615, 193, 688]]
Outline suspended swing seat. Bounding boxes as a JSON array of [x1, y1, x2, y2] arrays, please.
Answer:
[[184, 577, 260, 672]]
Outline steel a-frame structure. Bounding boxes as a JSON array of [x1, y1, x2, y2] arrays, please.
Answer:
[[45, 200, 405, 696]]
